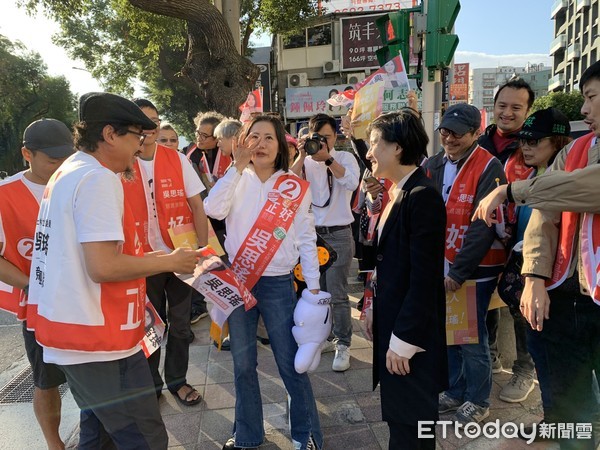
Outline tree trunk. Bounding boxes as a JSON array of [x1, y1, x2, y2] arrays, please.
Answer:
[[129, 0, 259, 117]]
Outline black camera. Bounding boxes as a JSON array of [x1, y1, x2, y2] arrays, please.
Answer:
[[304, 133, 327, 155]]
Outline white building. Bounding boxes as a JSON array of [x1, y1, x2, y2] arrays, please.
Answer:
[[469, 64, 551, 113], [549, 0, 599, 92]]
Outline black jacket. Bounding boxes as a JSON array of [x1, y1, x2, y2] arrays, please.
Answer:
[[478, 124, 520, 165], [372, 168, 448, 424]]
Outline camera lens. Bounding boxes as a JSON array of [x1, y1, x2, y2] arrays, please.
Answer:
[[304, 133, 322, 155], [305, 140, 320, 155]]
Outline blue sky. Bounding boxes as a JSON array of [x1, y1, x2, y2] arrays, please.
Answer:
[[2, 0, 555, 94], [453, 0, 554, 67], [455, 0, 554, 54]]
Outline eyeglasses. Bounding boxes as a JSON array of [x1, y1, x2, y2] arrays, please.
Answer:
[[195, 130, 214, 140], [158, 138, 178, 143], [125, 130, 147, 145], [519, 137, 549, 147], [439, 128, 470, 139]]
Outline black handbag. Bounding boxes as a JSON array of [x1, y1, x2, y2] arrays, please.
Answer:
[[497, 241, 524, 311]]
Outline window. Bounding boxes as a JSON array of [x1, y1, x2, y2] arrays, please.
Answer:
[[283, 32, 306, 49], [307, 24, 332, 47]]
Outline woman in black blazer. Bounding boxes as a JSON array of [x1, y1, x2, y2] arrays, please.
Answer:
[[364, 110, 448, 449]]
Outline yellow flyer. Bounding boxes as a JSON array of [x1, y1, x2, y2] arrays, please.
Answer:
[[351, 81, 385, 140], [168, 223, 199, 249], [446, 280, 479, 345], [488, 288, 507, 310], [207, 220, 226, 257]]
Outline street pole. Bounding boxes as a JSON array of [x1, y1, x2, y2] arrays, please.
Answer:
[[420, 0, 441, 156]]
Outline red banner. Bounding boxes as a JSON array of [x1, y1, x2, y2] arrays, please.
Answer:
[[449, 63, 469, 105]]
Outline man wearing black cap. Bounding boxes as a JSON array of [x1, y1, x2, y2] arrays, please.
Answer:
[[0, 118, 74, 449], [28, 92, 201, 448], [424, 103, 506, 424]]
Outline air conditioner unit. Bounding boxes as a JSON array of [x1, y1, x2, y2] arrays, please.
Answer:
[[347, 72, 366, 85], [323, 60, 340, 74], [287, 72, 309, 87]]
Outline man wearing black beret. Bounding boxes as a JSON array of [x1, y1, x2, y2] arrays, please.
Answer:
[[28, 92, 202, 448]]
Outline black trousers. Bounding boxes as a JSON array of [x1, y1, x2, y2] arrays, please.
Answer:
[[61, 351, 167, 449], [543, 290, 600, 450], [388, 422, 435, 450], [146, 272, 192, 394]]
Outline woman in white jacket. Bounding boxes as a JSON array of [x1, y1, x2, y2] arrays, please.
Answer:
[[204, 115, 322, 450]]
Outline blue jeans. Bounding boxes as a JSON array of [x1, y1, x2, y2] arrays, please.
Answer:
[[445, 278, 496, 408], [526, 326, 553, 414], [228, 274, 323, 450], [319, 227, 354, 347]]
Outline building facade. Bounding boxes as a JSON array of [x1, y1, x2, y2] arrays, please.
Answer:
[[469, 65, 550, 113], [549, 0, 599, 92]]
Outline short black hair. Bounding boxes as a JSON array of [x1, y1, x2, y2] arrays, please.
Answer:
[[494, 78, 535, 109], [73, 122, 130, 152], [194, 111, 225, 128], [240, 115, 290, 172], [132, 98, 158, 113], [308, 113, 337, 134], [366, 110, 429, 166], [580, 60, 600, 92]]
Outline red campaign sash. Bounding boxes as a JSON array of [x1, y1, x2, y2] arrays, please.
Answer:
[[192, 245, 258, 348], [549, 133, 597, 291], [230, 174, 310, 292], [192, 246, 257, 325]]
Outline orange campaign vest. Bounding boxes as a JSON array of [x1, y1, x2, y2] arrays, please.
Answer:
[[186, 144, 232, 182], [548, 133, 598, 295], [445, 146, 506, 268], [33, 200, 147, 352], [504, 149, 535, 224], [123, 145, 193, 252], [0, 178, 38, 320]]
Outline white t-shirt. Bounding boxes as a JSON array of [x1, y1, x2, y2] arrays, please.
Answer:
[[303, 149, 360, 227], [203, 166, 320, 290], [0, 171, 45, 244], [137, 150, 205, 252], [28, 152, 136, 365]]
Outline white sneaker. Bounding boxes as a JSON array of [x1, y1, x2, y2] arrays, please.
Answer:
[[332, 344, 350, 372], [320, 340, 335, 353]]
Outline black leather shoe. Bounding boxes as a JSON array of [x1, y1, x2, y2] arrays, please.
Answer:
[[222, 437, 257, 450], [213, 336, 231, 351]]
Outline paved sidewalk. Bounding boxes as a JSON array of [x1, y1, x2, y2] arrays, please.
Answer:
[[157, 294, 552, 450], [0, 270, 557, 449]]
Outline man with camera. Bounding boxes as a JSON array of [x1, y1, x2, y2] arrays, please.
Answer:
[[293, 113, 360, 372]]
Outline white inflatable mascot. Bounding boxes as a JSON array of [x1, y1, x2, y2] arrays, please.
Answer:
[[292, 289, 332, 373]]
